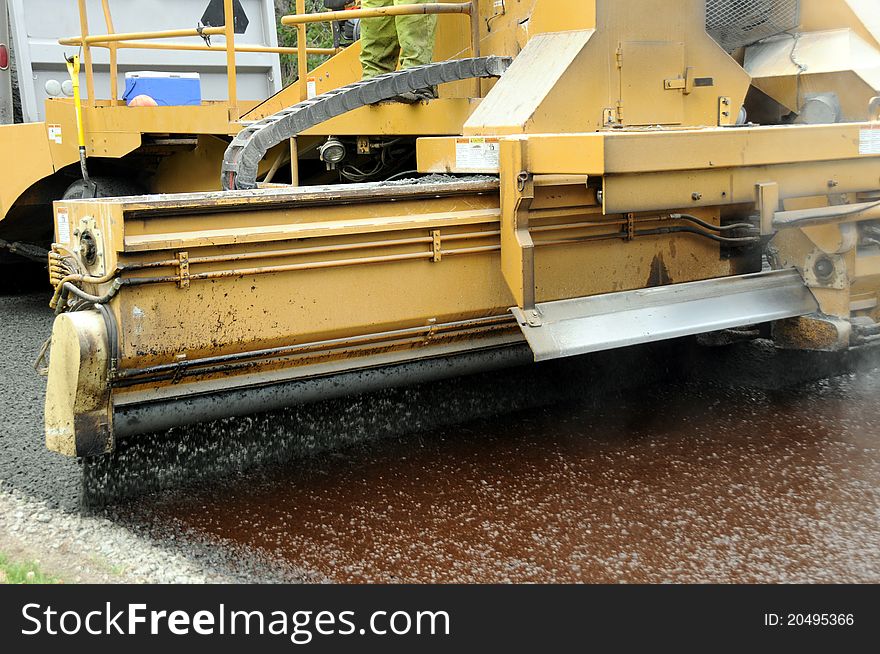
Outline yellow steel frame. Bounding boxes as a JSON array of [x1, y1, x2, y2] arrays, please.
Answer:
[[59, 0, 339, 117], [60, 1, 483, 115]]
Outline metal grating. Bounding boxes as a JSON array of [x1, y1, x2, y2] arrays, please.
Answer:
[[706, 0, 800, 52]]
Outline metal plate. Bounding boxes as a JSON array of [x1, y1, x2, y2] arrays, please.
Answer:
[[511, 269, 818, 362]]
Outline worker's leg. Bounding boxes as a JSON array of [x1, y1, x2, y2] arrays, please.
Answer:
[[393, 0, 438, 70], [359, 0, 400, 79]]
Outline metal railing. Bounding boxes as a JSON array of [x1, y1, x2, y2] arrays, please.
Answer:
[[59, 0, 338, 118], [59, 1, 483, 119], [281, 1, 482, 101]]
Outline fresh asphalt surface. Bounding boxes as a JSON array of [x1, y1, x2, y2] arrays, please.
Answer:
[[1, 290, 879, 582], [0, 293, 82, 509]]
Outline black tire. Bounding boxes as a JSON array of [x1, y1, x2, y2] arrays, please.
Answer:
[[61, 177, 144, 201]]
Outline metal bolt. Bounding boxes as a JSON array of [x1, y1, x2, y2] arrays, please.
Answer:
[[814, 256, 835, 281], [692, 192, 702, 201]]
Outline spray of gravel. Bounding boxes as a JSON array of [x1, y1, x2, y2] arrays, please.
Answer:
[[80, 340, 687, 509]]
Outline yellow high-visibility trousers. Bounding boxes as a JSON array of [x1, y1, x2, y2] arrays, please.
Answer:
[[359, 0, 438, 79]]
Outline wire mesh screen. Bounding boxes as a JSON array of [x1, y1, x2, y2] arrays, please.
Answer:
[[706, 0, 800, 51]]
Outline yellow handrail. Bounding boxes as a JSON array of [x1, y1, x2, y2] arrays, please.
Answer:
[[60, 0, 344, 117], [59, 26, 227, 46], [281, 1, 483, 99], [280, 3, 472, 25], [60, 1, 482, 117], [95, 42, 338, 56]]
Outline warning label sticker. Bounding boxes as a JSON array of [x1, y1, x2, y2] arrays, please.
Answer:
[[48, 124, 62, 145], [455, 137, 500, 171], [56, 208, 71, 245], [859, 128, 880, 155]]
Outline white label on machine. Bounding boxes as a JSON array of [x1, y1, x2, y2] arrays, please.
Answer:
[[859, 128, 880, 155], [56, 208, 71, 245], [307, 77, 317, 99], [48, 124, 63, 145], [455, 137, 500, 171]]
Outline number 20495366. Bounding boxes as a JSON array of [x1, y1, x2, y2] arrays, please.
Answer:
[[764, 614, 854, 627]]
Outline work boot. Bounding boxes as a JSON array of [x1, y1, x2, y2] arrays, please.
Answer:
[[393, 86, 438, 104]]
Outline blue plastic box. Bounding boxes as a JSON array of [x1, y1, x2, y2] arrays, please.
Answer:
[[123, 72, 202, 107]]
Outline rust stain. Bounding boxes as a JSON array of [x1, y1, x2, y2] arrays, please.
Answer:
[[647, 254, 672, 288]]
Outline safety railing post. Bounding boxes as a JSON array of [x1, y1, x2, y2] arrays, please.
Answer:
[[296, 0, 308, 101], [100, 0, 118, 103], [76, 0, 96, 105], [470, 0, 481, 97], [224, 0, 238, 119]]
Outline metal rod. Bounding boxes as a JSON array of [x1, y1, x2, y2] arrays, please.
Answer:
[[281, 3, 472, 25], [115, 324, 515, 386], [75, 0, 96, 106], [115, 315, 513, 380], [102, 41, 337, 56], [224, 0, 237, 118], [59, 26, 226, 46], [263, 148, 289, 185], [290, 138, 300, 187], [121, 230, 496, 272], [470, 0, 481, 97], [100, 0, 118, 103], [296, 0, 308, 102], [112, 344, 531, 438]]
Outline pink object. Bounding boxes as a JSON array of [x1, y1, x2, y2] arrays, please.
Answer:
[[127, 94, 158, 107]]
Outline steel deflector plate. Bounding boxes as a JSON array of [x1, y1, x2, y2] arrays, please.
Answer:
[[511, 269, 818, 362]]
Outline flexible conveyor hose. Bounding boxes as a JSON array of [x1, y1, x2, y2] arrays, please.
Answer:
[[221, 56, 513, 191]]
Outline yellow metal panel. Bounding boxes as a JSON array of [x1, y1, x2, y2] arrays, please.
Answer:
[[300, 99, 481, 136], [0, 122, 56, 218], [620, 41, 685, 126], [800, 0, 880, 49], [601, 123, 880, 172], [499, 138, 534, 308], [417, 133, 606, 175]]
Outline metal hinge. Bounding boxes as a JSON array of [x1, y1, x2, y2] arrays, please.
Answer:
[[177, 251, 190, 288], [615, 45, 623, 68], [431, 230, 442, 262]]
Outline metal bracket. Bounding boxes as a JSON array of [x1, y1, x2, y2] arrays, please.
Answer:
[[718, 96, 733, 126], [665, 68, 694, 94], [602, 108, 617, 127], [756, 182, 779, 236], [625, 213, 635, 241], [519, 308, 543, 328], [803, 250, 848, 290], [431, 230, 442, 263], [177, 251, 190, 288], [75, 216, 106, 275]]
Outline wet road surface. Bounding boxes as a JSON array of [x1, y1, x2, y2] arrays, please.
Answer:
[[3, 292, 878, 582], [121, 370, 880, 584]]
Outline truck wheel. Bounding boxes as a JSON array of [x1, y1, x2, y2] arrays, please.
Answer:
[[61, 177, 144, 201]]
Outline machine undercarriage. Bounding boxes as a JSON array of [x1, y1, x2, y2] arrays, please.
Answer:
[[26, 0, 880, 458]]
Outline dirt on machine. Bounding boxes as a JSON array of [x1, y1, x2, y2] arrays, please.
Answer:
[[1, 1, 879, 467]]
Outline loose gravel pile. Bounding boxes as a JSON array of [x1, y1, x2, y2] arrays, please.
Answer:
[[0, 481, 244, 583]]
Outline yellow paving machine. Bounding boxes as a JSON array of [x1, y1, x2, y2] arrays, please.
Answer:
[[28, 0, 880, 457]]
